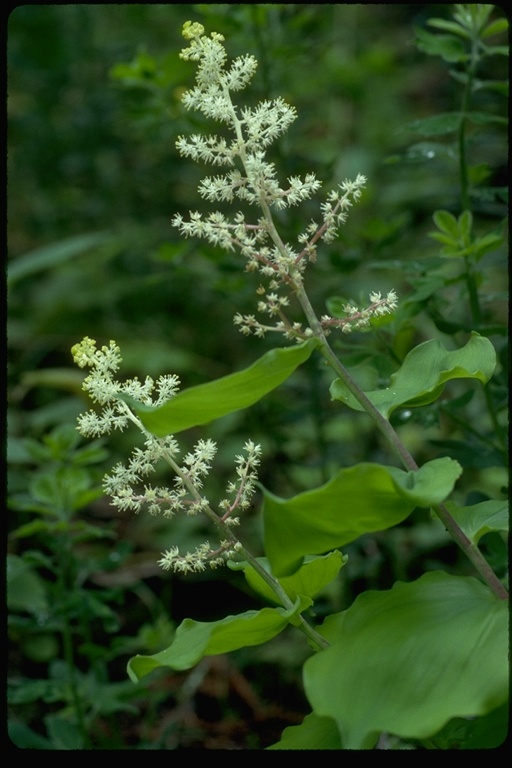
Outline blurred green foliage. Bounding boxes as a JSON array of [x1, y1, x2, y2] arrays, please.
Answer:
[[8, 4, 507, 749]]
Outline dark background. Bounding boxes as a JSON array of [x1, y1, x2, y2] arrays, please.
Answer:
[[8, 4, 508, 749]]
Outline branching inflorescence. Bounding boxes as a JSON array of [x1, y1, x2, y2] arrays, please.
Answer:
[[172, 21, 397, 341], [72, 337, 261, 574], [72, 22, 398, 577]]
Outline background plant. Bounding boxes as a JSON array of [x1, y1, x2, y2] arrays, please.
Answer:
[[8, 4, 507, 750]]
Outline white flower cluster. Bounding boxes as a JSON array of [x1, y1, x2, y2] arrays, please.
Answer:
[[176, 22, 313, 209], [219, 439, 262, 517], [157, 540, 244, 574], [172, 23, 323, 278], [72, 338, 262, 573], [320, 290, 399, 334], [233, 279, 313, 342], [157, 439, 261, 573], [298, 174, 368, 247], [71, 337, 180, 437], [172, 24, 396, 342]]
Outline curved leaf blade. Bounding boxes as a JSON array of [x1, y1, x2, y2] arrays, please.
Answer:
[[229, 551, 347, 605], [125, 339, 319, 436], [386, 457, 462, 506], [263, 459, 461, 576], [127, 600, 306, 681], [304, 572, 508, 749], [444, 500, 508, 544], [330, 333, 496, 418]]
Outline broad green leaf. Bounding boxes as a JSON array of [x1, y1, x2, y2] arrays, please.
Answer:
[[127, 600, 307, 682], [229, 551, 347, 605], [267, 712, 342, 750], [124, 339, 319, 436], [443, 500, 508, 544], [386, 458, 462, 505], [330, 334, 496, 419], [304, 572, 509, 749], [8, 232, 110, 286], [263, 459, 461, 576], [408, 112, 462, 135]]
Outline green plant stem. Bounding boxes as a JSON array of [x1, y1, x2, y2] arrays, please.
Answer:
[[256, 200, 508, 599], [433, 502, 509, 600], [162, 446, 330, 651], [237, 543, 330, 651], [294, 279, 509, 601], [294, 279, 420, 470]]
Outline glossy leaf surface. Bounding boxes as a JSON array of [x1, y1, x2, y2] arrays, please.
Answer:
[[330, 334, 495, 419], [263, 458, 461, 576], [304, 572, 508, 749], [123, 340, 319, 436]]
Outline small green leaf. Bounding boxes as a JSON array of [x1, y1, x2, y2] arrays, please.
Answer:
[[482, 17, 509, 38], [427, 18, 471, 39], [304, 572, 509, 749], [386, 458, 462, 506], [444, 500, 508, 544], [230, 551, 347, 605], [433, 209, 459, 237], [470, 232, 504, 261], [458, 209, 473, 240], [415, 28, 468, 62], [263, 459, 461, 576], [125, 339, 319, 436], [330, 334, 496, 419], [127, 600, 307, 681]]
